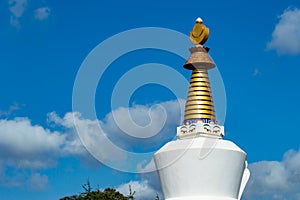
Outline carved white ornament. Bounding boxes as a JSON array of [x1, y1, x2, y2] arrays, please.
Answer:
[[177, 122, 224, 139]]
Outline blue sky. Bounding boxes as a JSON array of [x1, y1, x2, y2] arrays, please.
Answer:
[[1, 0, 300, 199]]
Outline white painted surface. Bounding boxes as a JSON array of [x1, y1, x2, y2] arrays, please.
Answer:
[[238, 165, 250, 200], [166, 197, 237, 200], [154, 137, 249, 200]]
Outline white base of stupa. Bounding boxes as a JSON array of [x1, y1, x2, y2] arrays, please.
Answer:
[[154, 137, 249, 200], [166, 197, 237, 200]]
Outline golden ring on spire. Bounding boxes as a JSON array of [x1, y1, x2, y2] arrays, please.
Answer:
[[191, 72, 209, 77], [187, 92, 212, 97], [185, 100, 214, 106], [184, 109, 215, 115], [188, 87, 212, 92], [190, 77, 210, 82], [190, 82, 210, 91], [187, 96, 213, 101], [188, 91, 211, 96], [189, 82, 210, 87], [184, 114, 215, 120], [190, 78, 210, 82], [185, 105, 215, 111]]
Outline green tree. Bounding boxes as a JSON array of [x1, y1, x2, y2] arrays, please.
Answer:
[[60, 180, 132, 200], [60, 180, 160, 200], [127, 184, 135, 200]]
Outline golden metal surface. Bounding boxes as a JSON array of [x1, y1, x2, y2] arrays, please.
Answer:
[[192, 69, 208, 73], [187, 95, 213, 101], [192, 69, 208, 74], [185, 100, 214, 106], [184, 67, 215, 121], [183, 46, 215, 70], [188, 87, 212, 92], [191, 72, 208, 78], [189, 83, 209, 87], [189, 77, 209, 82], [184, 114, 216, 120], [190, 78, 209, 86], [191, 75, 209, 79], [189, 83, 211, 89], [190, 18, 210, 45], [187, 95, 212, 100], [185, 109, 215, 115], [185, 105, 214, 110], [188, 91, 211, 96]]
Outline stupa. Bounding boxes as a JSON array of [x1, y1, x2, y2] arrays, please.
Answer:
[[153, 18, 250, 200]]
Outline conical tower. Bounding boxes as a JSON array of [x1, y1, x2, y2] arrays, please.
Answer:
[[175, 18, 224, 139], [183, 45, 216, 125]]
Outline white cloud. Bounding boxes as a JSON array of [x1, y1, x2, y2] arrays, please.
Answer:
[[117, 159, 162, 199], [0, 99, 184, 189], [8, 0, 27, 28], [244, 149, 300, 199], [0, 99, 183, 172], [8, 0, 27, 17], [253, 68, 261, 76], [47, 112, 89, 157], [49, 111, 128, 163], [0, 103, 21, 117], [34, 7, 51, 20], [102, 99, 184, 140], [0, 113, 92, 190], [51, 99, 184, 172], [28, 173, 48, 190], [117, 180, 161, 200], [7, 1, 51, 27], [267, 8, 300, 55], [9, 16, 21, 28], [0, 117, 65, 169], [0, 168, 49, 190]]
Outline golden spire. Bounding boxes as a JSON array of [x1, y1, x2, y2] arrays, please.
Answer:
[[177, 18, 224, 139], [183, 18, 215, 125]]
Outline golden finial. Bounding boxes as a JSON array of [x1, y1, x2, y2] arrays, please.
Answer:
[[190, 17, 210, 45]]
